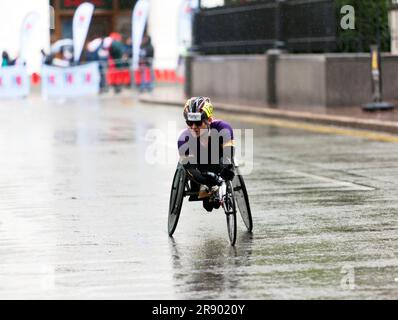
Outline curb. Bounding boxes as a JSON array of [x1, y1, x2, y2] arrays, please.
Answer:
[[139, 96, 398, 134]]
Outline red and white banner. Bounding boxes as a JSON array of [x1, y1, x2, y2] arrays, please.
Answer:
[[41, 63, 100, 98], [73, 2, 95, 63], [20, 11, 41, 71], [178, 0, 198, 50], [132, 0, 150, 70], [0, 66, 30, 99]]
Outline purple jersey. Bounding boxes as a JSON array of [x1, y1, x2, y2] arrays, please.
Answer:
[[177, 120, 234, 166]]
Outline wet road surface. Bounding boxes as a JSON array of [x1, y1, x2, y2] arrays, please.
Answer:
[[0, 94, 397, 299]]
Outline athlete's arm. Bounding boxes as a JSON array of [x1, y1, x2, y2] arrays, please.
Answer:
[[218, 121, 236, 181], [177, 131, 218, 186]]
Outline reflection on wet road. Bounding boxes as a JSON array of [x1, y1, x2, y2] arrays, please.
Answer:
[[0, 95, 397, 299]]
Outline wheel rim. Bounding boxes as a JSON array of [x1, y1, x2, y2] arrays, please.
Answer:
[[168, 168, 185, 235], [226, 213, 236, 245], [233, 174, 253, 232], [225, 181, 237, 246]]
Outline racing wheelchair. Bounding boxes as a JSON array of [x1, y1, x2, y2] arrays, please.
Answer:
[[168, 162, 253, 246]]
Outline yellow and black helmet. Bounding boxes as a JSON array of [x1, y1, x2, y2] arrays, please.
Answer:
[[183, 96, 214, 123]]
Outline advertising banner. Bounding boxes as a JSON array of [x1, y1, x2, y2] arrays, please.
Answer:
[[132, 0, 150, 70], [73, 2, 95, 63], [20, 11, 41, 72], [41, 62, 100, 98], [0, 66, 30, 99], [178, 0, 198, 50], [177, 0, 198, 78]]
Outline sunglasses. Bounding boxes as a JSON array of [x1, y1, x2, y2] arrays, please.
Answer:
[[186, 120, 204, 127]]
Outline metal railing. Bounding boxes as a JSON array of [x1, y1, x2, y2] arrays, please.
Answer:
[[193, 0, 395, 54], [193, 0, 337, 54]]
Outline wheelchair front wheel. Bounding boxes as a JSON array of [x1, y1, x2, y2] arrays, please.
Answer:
[[232, 172, 253, 232], [168, 166, 186, 236], [224, 180, 237, 246]]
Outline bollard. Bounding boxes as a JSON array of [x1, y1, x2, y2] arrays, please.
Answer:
[[266, 49, 285, 107], [362, 45, 395, 111]]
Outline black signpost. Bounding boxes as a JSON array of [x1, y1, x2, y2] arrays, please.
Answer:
[[362, 2, 395, 112], [362, 45, 394, 111]]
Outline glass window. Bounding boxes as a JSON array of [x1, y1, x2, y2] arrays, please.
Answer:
[[202, 0, 263, 8], [201, 0, 225, 9], [119, 0, 138, 10], [61, 0, 113, 10]]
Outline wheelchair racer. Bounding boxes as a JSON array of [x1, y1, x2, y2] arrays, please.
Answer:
[[177, 97, 235, 212]]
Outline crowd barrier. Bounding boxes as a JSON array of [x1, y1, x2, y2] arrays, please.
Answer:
[[41, 62, 100, 98], [0, 65, 30, 98], [98, 58, 185, 89], [1, 59, 185, 99]]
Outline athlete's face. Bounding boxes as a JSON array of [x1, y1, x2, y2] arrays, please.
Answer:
[[188, 121, 207, 137], [187, 118, 212, 137]]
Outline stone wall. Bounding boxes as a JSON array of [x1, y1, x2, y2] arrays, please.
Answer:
[[187, 53, 398, 107]]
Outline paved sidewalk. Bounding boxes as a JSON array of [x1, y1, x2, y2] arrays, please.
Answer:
[[139, 85, 398, 133]]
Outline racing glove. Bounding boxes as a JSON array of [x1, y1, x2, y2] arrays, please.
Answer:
[[220, 165, 235, 181], [184, 165, 222, 187]]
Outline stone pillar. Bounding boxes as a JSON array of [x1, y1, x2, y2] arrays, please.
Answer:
[[266, 50, 278, 106], [184, 54, 194, 98], [389, 3, 398, 54]]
